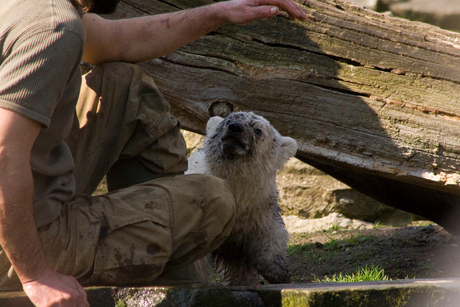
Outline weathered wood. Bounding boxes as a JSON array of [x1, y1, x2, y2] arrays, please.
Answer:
[[108, 0, 460, 231]]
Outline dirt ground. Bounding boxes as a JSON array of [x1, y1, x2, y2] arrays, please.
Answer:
[[287, 221, 460, 283]]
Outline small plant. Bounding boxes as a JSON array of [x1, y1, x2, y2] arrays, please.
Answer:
[[287, 243, 311, 255], [115, 299, 127, 307], [315, 264, 390, 283], [293, 233, 313, 241], [327, 224, 341, 231], [345, 233, 376, 245]]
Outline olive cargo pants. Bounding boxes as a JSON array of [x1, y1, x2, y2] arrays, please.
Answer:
[[0, 63, 235, 290]]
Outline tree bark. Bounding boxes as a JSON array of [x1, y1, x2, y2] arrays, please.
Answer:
[[109, 0, 460, 232]]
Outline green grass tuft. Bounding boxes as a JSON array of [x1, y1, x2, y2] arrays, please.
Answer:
[[315, 264, 390, 283]]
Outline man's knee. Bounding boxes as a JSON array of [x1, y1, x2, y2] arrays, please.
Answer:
[[192, 174, 236, 221]]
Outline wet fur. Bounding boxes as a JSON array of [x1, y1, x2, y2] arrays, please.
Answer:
[[186, 112, 297, 285]]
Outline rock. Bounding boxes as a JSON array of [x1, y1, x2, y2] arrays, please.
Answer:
[[277, 158, 415, 226], [182, 130, 204, 156], [277, 158, 346, 219], [349, 0, 460, 32], [283, 213, 373, 234], [347, 0, 402, 12], [333, 188, 415, 226], [346, 0, 379, 10], [375, 0, 405, 12], [388, 0, 460, 31]]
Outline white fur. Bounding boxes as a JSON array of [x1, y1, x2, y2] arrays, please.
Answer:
[[186, 112, 297, 285]]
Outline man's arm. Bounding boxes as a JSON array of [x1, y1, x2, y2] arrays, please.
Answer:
[[82, 0, 307, 64], [0, 108, 89, 307]]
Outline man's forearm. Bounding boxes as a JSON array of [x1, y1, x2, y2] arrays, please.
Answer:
[[0, 108, 89, 306], [82, 0, 307, 64], [0, 171, 49, 284], [114, 4, 228, 62], [0, 164, 89, 306], [83, 2, 230, 64], [0, 109, 49, 284]]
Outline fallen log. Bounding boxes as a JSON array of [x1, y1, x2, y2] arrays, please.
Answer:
[[109, 0, 460, 232]]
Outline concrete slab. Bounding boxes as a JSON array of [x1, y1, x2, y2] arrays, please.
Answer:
[[2, 278, 460, 306]]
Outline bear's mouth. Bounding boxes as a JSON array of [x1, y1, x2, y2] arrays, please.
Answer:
[[220, 135, 249, 159]]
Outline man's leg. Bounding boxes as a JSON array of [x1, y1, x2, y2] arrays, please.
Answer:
[[0, 174, 235, 290], [66, 62, 188, 194], [64, 62, 231, 285], [75, 175, 234, 286]]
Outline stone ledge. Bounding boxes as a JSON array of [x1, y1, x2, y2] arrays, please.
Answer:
[[2, 278, 460, 306]]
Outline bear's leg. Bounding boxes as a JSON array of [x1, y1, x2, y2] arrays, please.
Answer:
[[212, 238, 261, 286], [252, 252, 290, 284], [225, 262, 260, 286], [247, 216, 290, 284]]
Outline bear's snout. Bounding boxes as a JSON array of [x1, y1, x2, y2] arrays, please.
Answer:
[[219, 121, 253, 159], [222, 121, 248, 145], [228, 122, 244, 135]]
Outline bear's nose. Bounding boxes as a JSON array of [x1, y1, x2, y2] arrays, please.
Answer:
[[228, 122, 244, 135]]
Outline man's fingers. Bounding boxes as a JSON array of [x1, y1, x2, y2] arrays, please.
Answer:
[[258, 0, 307, 20], [226, 0, 307, 25], [74, 277, 90, 307], [78, 286, 90, 307], [238, 5, 280, 23], [269, 6, 279, 16]]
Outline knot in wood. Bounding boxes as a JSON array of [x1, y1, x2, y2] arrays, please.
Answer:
[[209, 101, 234, 118]]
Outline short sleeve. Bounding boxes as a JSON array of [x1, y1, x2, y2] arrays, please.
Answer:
[[0, 17, 85, 127]]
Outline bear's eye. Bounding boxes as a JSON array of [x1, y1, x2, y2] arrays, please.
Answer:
[[254, 128, 263, 137]]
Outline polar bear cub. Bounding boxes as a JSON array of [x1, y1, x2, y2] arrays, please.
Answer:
[[186, 111, 297, 285]]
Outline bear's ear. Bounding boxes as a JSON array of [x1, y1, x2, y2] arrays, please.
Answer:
[[206, 116, 224, 135], [276, 136, 298, 169]]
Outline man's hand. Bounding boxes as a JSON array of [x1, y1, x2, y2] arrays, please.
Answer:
[[222, 0, 307, 25], [23, 270, 89, 307]]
